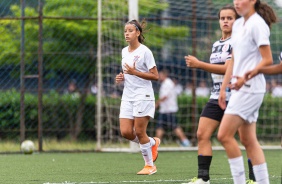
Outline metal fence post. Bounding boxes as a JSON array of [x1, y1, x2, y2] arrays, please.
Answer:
[[20, 0, 26, 144], [38, 0, 43, 152]]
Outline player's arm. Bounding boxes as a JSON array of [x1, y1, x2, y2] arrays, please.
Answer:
[[245, 45, 273, 80], [246, 63, 282, 78], [115, 72, 124, 84], [258, 63, 282, 74], [218, 52, 234, 110], [155, 96, 167, 109], [184, 55, 229, 74], [123, 63, 159, 81]]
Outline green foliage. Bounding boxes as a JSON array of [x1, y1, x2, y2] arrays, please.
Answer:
[[0, 90, 280, 141], [0, 0, 189, 74]]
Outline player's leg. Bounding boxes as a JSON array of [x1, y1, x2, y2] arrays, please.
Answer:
[[155, 113, 166, 140], [170, 113, 190, 147], [195, 117, 219, 183], [133, 101, 158, 175], [218, 114, 245, 184], [135, 116, 157, 175], [119, 118, 135, 140], [237, 127, 256, 183], [186, 101, 223, 184], [239, 123, 269, 184], [119, 101, 139, 143], [155, 127, 165, 140], [174, 127, 190, 146]]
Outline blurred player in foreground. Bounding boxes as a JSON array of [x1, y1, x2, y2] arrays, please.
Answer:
[[218, 0, 277, 184], [115, 19, 160, 175]]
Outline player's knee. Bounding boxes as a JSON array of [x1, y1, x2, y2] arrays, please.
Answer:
[[197, 129, 210, 142], [196, 129, 204, 140], [135, 130, 144, 138], [217, 132, 228, 144], [240, 136, 257, 148], [120, 130, 133, 139]]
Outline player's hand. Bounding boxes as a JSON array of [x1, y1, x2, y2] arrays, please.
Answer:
[[218, 89, 226, 110], [244, 69, 259, 81], [184, 55, 200, 68], [115, 72, 124, 84], [229, 76, 245, 90], [123, 62, 136, 75]]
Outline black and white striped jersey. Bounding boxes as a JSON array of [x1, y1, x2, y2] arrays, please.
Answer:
[[209, 37, 232, 101]]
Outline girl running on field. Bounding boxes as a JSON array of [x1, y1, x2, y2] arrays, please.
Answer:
[[115, 19, 160, 175]]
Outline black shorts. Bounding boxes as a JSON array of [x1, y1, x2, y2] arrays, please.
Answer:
[[200, 99, 227, 122], [156, 113, 178, 130]]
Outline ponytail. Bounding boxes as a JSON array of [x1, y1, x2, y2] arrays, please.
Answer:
[[255, 0, 277, 28]]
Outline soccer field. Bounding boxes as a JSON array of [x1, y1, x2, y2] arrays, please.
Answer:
[[0, 150, 281, 184]]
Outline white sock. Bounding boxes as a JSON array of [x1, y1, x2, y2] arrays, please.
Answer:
[[140, 142, 154, 166], [253, 163, 269, 184], [131, 136, 139, 144], [149, 137, 156, 146], [228, 156, 246, 184]]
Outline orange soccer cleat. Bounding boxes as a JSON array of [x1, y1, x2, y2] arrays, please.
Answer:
[[152, 137, 161, 162], [137, 165, 157, 175]]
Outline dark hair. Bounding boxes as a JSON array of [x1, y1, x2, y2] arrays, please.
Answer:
[[218, 5, 240, 20], [126, 19, 146, 43], [255, 0, 277, 28]]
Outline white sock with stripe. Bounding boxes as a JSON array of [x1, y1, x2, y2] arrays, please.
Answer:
[[149, 137, 156, 146], [228, 156, 246, 184], [140, 142, 154, 166], [253, 163, 269, 184]]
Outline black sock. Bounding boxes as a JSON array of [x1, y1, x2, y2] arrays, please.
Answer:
[[248, 159, 256, 181], [198, 155, 212, 182]]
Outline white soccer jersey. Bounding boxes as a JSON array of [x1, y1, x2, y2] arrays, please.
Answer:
[[121, 44, 156, 101], [231, 13, 270, 93], [159, 78, 178, 113], [209, 37, 232, 101]]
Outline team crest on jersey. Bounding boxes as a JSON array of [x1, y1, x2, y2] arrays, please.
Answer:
[[222, 44, 229, 52], [133, 55, 140, 63]]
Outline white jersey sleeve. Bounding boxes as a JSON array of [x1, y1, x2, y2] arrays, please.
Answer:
[[144, 49, 156, 70], [279, 52, 282, 61], [251, 20, 270, 47]]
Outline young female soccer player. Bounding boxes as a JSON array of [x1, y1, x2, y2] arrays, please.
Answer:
[[184, 5, 241, 184], [115, 19, 160, 175], [245, 52, 282, 78], [218, 0, 277, 184]]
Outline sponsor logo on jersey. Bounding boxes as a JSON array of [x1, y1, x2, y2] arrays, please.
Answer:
[[133, 55, 140, 63]]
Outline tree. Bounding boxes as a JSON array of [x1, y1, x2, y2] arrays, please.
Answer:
[[0, 0, 189, 140]]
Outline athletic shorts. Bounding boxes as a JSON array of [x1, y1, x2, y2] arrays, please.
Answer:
[[119, 100, 155, 119], [225, 91, 264, 123], [156, 113, 178, 130], [200, 99, 227, 122]]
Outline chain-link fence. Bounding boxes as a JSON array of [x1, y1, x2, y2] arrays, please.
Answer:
[[0, 0, 281, 152]]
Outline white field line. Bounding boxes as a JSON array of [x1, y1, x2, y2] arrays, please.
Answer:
[[42, 178, 231, 184], [101, 145, 281, 152], [42, 175, 281, 184]]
